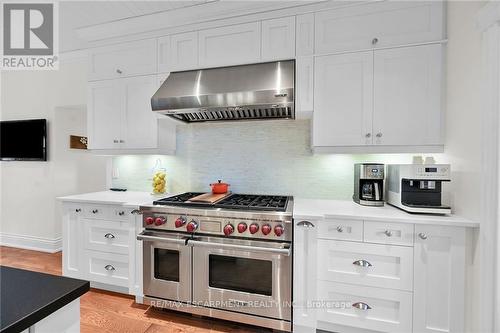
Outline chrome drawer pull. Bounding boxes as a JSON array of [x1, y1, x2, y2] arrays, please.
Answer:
[[131, 209, 143, 215], [418, 232, 428, 240], [75, 208, 81, 213], [336, 226, 344, 233], [104, 233, 115, 239], [384, 230, 393, 237], [353, 259, 372, 268], [92, 209, 98, 214], [104, 264, 115, 271], [296, 221, 315, 228], [352, 302, 371, 310], [118, 211, 125, 216]]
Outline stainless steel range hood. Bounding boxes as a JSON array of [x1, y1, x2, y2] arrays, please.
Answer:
[[151, 60, 295, 123]]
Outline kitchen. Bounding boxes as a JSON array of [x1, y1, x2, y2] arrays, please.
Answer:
[[0, 1, 496, 333]]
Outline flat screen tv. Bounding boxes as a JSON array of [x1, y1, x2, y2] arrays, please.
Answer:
[[0, 119, 47, 161]]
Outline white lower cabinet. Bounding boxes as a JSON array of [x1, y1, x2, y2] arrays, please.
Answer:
[[413, 225, 466, 333], [294, 218, 469, 333], [317, 281, 413, 333], [62, 202, 139, 295]]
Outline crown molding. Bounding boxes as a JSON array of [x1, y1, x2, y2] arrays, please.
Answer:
[[477, 1, 500, 32]]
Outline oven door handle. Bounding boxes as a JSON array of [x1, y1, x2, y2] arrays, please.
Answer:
[[136, 232, 188, 245], [188, 239, 291, 256]]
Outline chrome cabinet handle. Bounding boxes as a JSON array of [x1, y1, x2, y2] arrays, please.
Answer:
[[365, 133, 371, 138], [376, 132, 383, 138], [92, 209, 98, 214], [137, 232, 188, 245], [104, 264, 115, 271], [118, 211, 125, 216], [372, 38, 379, 45], [116, 69, 123, 74], [336, 226, 344, 233], [131, 209, 143, 215], [384, 230, 393, 237], [104, 233, 115, 239], [353, 259, 372, 268], [113, 139, 119, 143], [297, 221, 315, 228], [119, 139, 125, 143], [75, 208, 81, 213], [188, 239, 291, 256], [352, 302, 372, 310], [418, 232, 428, 240]]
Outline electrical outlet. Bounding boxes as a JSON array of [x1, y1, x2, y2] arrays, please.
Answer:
[[112, 167, 120, 179]]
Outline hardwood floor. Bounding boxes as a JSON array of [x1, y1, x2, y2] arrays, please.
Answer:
[[0, 246, 269, 333]]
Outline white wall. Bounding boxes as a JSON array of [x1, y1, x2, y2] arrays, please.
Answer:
[[0, 59, 109, 249]]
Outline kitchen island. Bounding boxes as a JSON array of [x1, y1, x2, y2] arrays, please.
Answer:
[[0, 266, 89, 333]]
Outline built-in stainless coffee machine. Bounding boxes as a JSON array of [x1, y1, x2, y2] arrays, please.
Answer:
[[386, 164, 451, 214], [353, 163, 385, 206]]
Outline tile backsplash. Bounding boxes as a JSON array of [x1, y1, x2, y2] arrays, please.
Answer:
[[112, 120, 446, 199]]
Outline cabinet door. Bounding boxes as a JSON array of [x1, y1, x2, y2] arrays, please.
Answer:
[[296, 57, 314, 116], [413, 225, 466, 333], [293, 220, 318, 333], [199, 22, 261, 67], [62, 204, 84, 278], [121, 75, 159, 149], [87, 80, 122, 150], [373, 44, 443, 146], [261, 17, 295, 61], [170, 32, 199, 71], [315, 1, 444, 54], [157, 36, 171, 73], [88, 39, 157, 81], [296, 13, 314, 56], [313, 52, 373, 147]]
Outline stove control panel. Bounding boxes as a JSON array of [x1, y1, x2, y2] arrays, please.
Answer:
[[142, 214, 290, 241]]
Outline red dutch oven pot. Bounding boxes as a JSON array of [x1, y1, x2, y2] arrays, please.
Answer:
[[210, 180, 230, 194]]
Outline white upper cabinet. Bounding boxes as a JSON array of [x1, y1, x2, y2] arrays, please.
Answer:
[[313, 52, 373, 147], [170, 32, 199, 71], [413, 225, 466, 333], [261, 17, 295, 61], [199, 22, 261, 68], [315, 1, 445, 54], [373, 44, 443, 147], [88, 39, 157, 81], [296, 13, 314, 56], [87, 80, 122, 150], [295, 56, 314, 117], [157, 36, 171, 73], [121, 75, 159, 149]]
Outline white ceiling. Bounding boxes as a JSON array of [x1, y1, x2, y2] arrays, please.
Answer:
[[59, 1, 314, 52]]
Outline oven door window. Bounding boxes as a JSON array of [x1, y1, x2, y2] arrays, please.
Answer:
[[209, 255, 272, 296], [154, 248, 180, 282]]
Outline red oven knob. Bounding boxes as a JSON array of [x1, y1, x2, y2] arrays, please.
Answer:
[[155, 217, 166, 226], [249, 223, 259, 234], [274, 225, 284, 237], [223, 224, 234, 236], [237, 223, 247, 233], [186, 220, 198, 233], [145, 217, 154, 225], [261, 224, 272, 235], [175, 217, 186, 228]]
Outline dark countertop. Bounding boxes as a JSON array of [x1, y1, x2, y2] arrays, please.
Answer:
[[0, 266, 89, 333]]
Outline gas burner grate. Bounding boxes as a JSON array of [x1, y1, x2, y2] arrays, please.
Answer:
[[215, 194, 290, 212], [153, 192, 204, 205]]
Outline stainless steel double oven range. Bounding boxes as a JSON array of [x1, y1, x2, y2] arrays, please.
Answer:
[[137, 193, 293, 332]]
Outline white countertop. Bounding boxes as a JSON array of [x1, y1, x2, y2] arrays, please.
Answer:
[[293, 198, 479, 228], [57, 191, 170, 207]]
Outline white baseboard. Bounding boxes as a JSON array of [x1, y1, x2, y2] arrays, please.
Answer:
[[0, 233, 62, 253]]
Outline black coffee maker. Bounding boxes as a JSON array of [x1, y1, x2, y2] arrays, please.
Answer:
[[353, 163, 385, 206]]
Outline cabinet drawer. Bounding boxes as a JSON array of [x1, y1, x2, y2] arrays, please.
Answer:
[[364, 222, 414, 246], [317, 240, 413, 291], [84, 250, 129, 287], [83, 204, 109, 219], [317, 219, 363, 241], [64, 203, 85, 217], [83, 219, 130, 254], [110, 207, 132, 221], [317, 281, 412, 333]]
